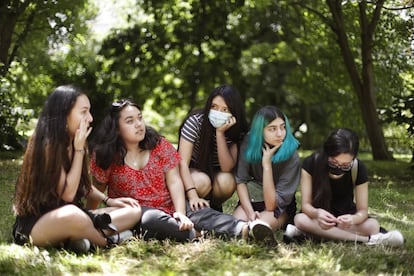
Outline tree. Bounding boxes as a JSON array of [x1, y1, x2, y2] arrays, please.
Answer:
[[94, 0, 306, 139], [292, 1, 413, 160], [0, 0, 90, 77], [0, 0, 92, 149], [385, 74, 414, 163]]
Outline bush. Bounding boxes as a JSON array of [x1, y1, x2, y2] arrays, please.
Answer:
[[0, 79, 24, 151]]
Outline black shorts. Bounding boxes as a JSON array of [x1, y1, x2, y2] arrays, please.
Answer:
[[12, 215, 39, 245], [237, 196, 297, 226]]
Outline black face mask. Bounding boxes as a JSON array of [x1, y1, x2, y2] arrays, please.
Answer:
[[329, 167, 347, 175]]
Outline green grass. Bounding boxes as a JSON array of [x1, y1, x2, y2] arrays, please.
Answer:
[[1, 151, 413, 275]]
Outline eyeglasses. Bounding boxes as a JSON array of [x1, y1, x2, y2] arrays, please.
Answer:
[[328, 157, 354, 171]]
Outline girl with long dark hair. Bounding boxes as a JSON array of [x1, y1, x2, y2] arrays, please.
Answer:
[[13, 85, 141, 253], [289, 128, 404, 247], [179, 84, 248, 211]]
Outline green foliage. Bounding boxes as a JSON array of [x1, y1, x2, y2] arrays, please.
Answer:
[[0, 0, 96, 149], [87, 1, 413, 151], [2, 0, 414, 155], [0, 79, 28, 150], [278, 2, 360, 146], [383, 73, 414, 156]]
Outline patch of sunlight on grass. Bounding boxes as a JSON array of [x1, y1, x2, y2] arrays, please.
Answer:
[[293, 248, 341, 273], [0, 244, 53, 274]]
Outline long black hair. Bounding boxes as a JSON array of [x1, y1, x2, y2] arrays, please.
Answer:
[[179, 84, 248, 177], [90, 98, 161, 170], [311, 128, 359, 210], [14, 85, 91, 216]]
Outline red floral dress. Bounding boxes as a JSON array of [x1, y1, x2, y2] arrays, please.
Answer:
[[90, 137, 180, 215]]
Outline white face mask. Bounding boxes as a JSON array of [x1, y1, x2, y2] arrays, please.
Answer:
[[208, 109, 232, 128]]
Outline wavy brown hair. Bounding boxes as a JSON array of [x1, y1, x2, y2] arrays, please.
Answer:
[[13, 85, 91, 217], [90, 98, 161, 170]]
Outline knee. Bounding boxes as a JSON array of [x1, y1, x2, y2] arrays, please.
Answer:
[[193, 173, 212, 197], [214, 173, 236, 195], [58, 204, 92, 229], [127, 204, 142, 219], [293, 213, 308, 230], [141, 208, 166, 224], [366, 218, 380, 234]]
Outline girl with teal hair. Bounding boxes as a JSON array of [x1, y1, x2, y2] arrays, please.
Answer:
[[245, 107, 299, 164], [233, 106, 301, 233]]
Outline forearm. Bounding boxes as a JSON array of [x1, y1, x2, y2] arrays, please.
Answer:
[[216, 132, 236, 171], [58, 151, 84, 201], [302, 203, 320, 219], [169, 182, 187, 214], [179, 160, 200, 200], [237, 183, 255, 214], [352, 209, 368, 225], [86, 180, 107, 209], [262, 164, 276, 210], [353, 183, 369, 224]]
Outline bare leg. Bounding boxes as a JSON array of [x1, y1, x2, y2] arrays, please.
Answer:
[[93, 205, 142, 233], [259, 210, 288, 231], [211, 172, 236, 204], [294, 213, 380, 242], [30, 205, 107, 247], [190, 169, 212, 198], [233, 205, 249, 221]]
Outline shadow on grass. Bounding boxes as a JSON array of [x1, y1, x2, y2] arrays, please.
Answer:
[[0, 151, 413, 275]]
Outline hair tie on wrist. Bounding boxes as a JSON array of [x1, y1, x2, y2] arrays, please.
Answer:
[[102, 196, 110, 206], [185, 187, 196, 193]]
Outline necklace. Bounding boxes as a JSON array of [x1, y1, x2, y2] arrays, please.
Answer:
[[125, 154, 138, 168], [125, 150, 147, 169], [128, 157, 139, 167]]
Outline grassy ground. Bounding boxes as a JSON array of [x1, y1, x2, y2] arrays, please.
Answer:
[[0, 151, 413, 275]]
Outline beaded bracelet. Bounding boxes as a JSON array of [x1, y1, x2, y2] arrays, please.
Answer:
[[74, 149, 85, 153]]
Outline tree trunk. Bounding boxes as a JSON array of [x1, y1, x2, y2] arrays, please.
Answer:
[[0, 1, 31, 77], [358, 2, 393, 160], [0, 10, 18, 76], [326, 0, 393, 160]]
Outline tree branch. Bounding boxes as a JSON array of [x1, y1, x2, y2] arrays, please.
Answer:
[[366, 0, 385, 37], [8, 8, 37, 68], [290, 1, 335, 30], [366, 1, 414, 11]]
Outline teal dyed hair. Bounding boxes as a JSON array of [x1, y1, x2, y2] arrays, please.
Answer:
[[245, 106, 299, 163]]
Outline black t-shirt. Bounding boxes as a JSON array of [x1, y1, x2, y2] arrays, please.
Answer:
[[302, 153, 369, 216]]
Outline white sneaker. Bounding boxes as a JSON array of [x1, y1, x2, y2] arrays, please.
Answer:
[[66, 238, 91, 254], [366, 230, 404, 247], [284, 224, 304, 239], [283, 224, 307, 244], [248, 220, 276, 245]]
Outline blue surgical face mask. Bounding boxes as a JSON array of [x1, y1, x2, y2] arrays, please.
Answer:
[[208, 109, 231, 128]]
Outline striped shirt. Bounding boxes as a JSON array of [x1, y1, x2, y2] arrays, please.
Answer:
[[180, 113, 233, 168]]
